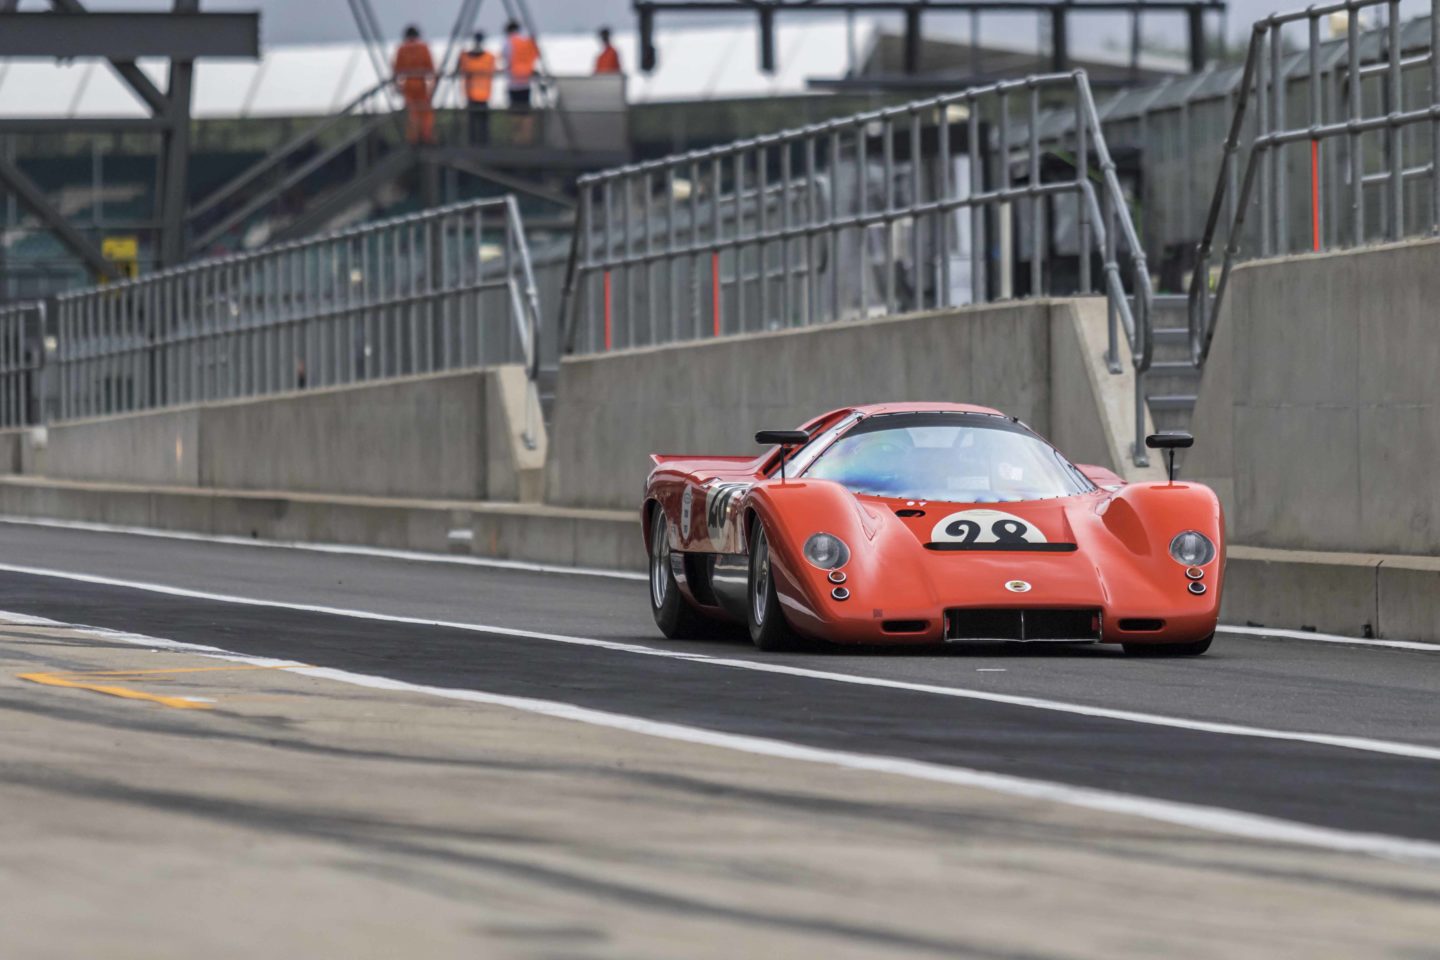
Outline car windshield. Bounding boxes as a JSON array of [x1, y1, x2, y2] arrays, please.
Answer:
[[802, 413, 1093, 502]]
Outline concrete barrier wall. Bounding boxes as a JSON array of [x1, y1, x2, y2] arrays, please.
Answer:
[[547, 298, 1158, 510], [22, 366, 544, 502], [1186, 236, 1440, 556]]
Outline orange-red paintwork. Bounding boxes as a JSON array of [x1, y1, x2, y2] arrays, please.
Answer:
[[642, 402, 1224, 646]]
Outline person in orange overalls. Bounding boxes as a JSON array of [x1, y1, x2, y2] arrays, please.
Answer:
[[393, 25, 437, 146], [458, 31, 495, 146], [504, 19, 539, 144], [594, 27, 622, 75]]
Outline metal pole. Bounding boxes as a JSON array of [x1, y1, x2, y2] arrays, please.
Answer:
[[1432, 0, 1440, 234], [883, 117, 897, 315], [1388, 0, 1404, 239], [1076, 90, 1091, 292], [1349, 8, 1363, 244], [1029, 83, 1043, 296], [1270, 23, 1287, 253], [1309, 13, 1322, 251], [1258, 24, 1272, 255]]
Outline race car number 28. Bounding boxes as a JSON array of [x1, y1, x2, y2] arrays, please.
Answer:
[[929, 509, 1048, 545]]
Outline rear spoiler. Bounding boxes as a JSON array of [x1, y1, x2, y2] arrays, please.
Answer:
[[1077, 464, 1125, 488], [649, 454, 756, 466]]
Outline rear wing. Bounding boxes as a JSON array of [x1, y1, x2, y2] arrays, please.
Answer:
[[649, 454, 756, 467], [1077, 464, 1125, 489]]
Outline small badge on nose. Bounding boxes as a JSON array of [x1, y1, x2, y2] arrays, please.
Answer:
[[1005, 580, 1032, 593]]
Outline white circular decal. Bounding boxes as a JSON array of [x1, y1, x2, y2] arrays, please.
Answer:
[[680, 486, 694, 535], [1005, 580, 1033, 593], [930, 509, 1048, 546]]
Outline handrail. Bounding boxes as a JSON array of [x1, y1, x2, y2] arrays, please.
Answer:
[[0, 299, 44, 428], [189, 76, 399, 224], [1187, 0, 1440, 367], [503, 194, 545, 450], [52, 194, 546, 425]]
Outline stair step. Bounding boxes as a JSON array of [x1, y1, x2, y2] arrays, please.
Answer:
[[1147, 394, 1198, 411], [1148, 360, 1200, 375]]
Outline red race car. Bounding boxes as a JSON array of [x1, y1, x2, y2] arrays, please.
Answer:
[[643, 403, 1223, 655]]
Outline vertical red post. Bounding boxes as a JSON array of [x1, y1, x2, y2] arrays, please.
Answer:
[[1311, 139, 1321, 252], [602, 270, 613, 351], [711, 251, 721, 337]]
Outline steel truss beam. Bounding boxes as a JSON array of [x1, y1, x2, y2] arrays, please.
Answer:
[[0, 118, 166, 133], [636, 0, 1225, 74], [0, 154, 121, 282], [0, 12, 259, 58]]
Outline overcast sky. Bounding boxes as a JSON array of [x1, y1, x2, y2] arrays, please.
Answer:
[[17, 0, 1439, 50]]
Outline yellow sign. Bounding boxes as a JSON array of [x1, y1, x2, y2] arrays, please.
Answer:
[[102, 235, 140, 280]]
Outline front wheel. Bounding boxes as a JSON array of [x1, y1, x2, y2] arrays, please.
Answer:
[[649, 508, 707, 639], [747, 519, 800, 651], [1124, 634, 1214, 657]]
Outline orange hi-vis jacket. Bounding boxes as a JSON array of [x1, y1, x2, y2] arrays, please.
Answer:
[[594, 44, 621, 75], [459, 49, 496, 103], [508, 34, 539, 85], [393, 39, 436, 101]]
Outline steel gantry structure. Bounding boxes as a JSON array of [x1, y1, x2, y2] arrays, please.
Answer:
[[636, 0, 1226, 77], [0, 2, 260, 282]]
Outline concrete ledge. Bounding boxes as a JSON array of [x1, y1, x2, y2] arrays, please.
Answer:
[[0, 476, 643, 572], [26, 366, 546, 502], [1224, 545, 1440, 642]]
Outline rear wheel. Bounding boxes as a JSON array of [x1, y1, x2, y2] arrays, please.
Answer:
[[747, 520, 800, 651], [649, 508, 707, 639], [1124, 634, 1213, 657]]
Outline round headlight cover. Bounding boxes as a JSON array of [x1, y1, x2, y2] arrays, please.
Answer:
[[803, 532, 851, 570], [1169, 530, 1216, 567]]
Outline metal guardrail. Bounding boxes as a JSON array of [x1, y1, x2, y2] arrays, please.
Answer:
[[53, 195, 544, 446], [560, 70, 1158, 465], [0, 300, 44, 428], [1189, 0, 1440, 365]]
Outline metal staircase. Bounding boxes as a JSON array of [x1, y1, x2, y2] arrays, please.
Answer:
[[1142, 294, 1200, 433]]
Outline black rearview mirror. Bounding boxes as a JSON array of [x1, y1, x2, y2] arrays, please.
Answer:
[[1145, 431, 1194, 482], [755, 430, 810, 446], [756, 430, 810, 480], [1145, 432, 1195, 450]]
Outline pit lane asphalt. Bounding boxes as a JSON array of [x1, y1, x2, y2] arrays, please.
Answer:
[[1, 520, 1438, 845]]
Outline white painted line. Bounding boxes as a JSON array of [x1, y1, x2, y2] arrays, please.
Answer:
[[1, 559, 1439, 765], [8, 515, 1439, 654], [0, 515, 646, 582], [1219, 624, 1440, 653], [6, 607, 1440, 866], [11, 521, 1440, 656]]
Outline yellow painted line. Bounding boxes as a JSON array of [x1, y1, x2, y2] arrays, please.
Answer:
[[18, 672, 214, 710], [62, 664, 302, 679]]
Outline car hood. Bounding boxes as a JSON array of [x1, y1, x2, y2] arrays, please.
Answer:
[[855, 493, 1130, 610]]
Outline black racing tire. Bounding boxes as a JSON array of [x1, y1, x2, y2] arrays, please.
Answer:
[[747, 518, 801, 652], [1123, 634, 1214, 658], [648, 507, 708, 639]]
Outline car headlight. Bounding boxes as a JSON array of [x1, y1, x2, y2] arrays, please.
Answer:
[[803, 532, 850, 570], [1169, 530, 1216, 566]]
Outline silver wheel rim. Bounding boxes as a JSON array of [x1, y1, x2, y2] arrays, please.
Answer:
[[752, 527, 770, 624], [650, 510, 670, 609]]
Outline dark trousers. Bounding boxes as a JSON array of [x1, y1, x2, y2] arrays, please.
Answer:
[[467, 102, 490, 146]]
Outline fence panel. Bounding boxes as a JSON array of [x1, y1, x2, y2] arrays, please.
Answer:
[[1190, 0, 1440, 366], [561, 70, 1158, 465], [52, 196, 542, 435], [0, 301, 44, 428]]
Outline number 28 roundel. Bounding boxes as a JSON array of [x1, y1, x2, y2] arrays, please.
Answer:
[[929, 508, 1048, 546]]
